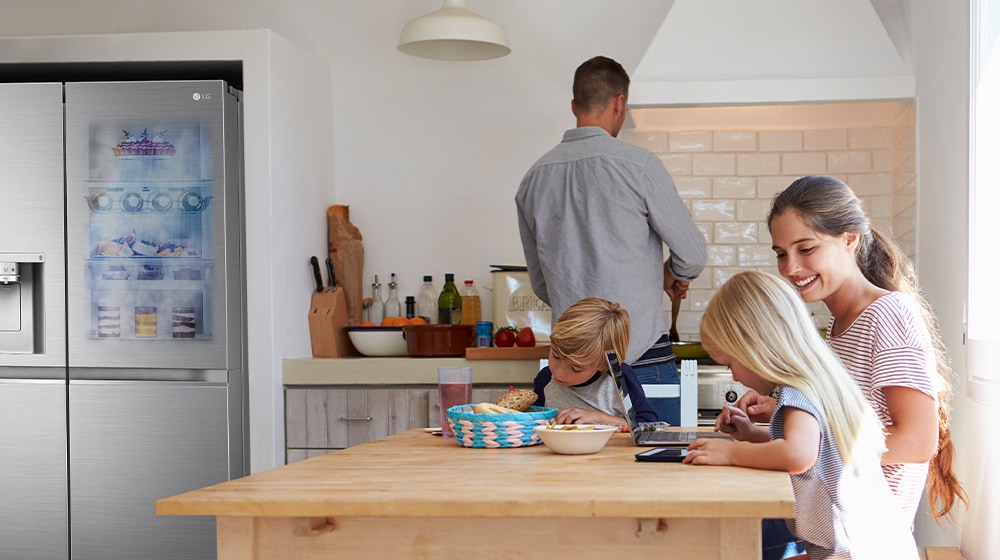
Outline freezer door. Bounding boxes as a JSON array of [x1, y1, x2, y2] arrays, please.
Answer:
[[69, 374, 233, 560], [0, 376, 68, 559], [0, 83, 66, 366], [65, 81, 243, 370]]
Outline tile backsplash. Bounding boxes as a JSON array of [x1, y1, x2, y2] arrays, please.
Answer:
[[622, 101, 916, 341]]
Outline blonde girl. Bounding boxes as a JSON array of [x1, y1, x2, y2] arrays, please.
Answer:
[[686, 271, 917, 560]]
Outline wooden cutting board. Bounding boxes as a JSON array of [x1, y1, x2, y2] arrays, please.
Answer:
[[465, 345, 550, 360]]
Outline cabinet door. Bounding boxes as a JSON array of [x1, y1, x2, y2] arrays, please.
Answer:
[[388, 387, 431, 434]]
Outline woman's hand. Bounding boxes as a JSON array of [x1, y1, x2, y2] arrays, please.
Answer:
[[555, 407, 623, 428], [735, 390, 777, 423]]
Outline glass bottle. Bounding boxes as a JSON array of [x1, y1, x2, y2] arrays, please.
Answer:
[[416, 275, 439, 324], [438, 273, 462, 325], [459, 279, 482, 325], [384, 273, 402, 318], [404, 296, 416, 319], [369, 274, 384, 324]]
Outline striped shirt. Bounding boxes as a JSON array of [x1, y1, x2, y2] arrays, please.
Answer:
[[631, 333, 676, 368], [771, 387, 918, 559], [826, 292, 937, 523]]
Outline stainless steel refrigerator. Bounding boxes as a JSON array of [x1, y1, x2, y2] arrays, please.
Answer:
[[0, 80, 247, 560]]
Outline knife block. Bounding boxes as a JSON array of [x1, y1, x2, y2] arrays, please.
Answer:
[[308, 286, 358, 357]]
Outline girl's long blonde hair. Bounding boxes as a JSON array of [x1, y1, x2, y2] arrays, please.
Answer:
[[701, 271, 886, 468]]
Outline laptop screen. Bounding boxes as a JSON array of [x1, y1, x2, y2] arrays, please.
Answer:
[[605, 350, 642, 442]]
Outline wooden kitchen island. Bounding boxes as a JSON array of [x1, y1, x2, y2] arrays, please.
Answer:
[[157, 429, 794, 559]]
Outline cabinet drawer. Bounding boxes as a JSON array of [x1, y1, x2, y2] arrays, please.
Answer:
[[285, 384, 533, 464], [285, 387, 432, 462]]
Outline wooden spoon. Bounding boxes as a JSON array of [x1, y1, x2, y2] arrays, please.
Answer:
[[669, 294, 681, 343]]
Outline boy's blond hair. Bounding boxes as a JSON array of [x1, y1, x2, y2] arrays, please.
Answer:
[[548, 297, 630, 369]]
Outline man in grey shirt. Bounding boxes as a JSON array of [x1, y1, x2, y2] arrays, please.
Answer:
[[515, 55, 706, 425]]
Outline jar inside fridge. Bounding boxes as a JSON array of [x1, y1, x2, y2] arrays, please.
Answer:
[[134, 306, 158, 338]]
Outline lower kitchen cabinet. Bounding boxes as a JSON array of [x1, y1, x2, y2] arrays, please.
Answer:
[[284, 385, 527, 463]]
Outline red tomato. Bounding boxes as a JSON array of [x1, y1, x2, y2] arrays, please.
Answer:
[[494, 327, 517, 347], [515, 327, 536, 347]]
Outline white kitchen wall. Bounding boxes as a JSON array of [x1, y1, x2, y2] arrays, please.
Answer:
[[621, 101, 916, 340], [910, 0, 976, 552]]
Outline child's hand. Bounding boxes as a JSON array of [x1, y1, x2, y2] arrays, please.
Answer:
[[734, 390, 776, 423], [682, 438, 736, 465], [714, 405, 757, 441], [555, 407, 621, 428]]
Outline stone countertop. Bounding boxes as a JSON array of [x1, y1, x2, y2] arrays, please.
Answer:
[[282, 357, 542, 386]]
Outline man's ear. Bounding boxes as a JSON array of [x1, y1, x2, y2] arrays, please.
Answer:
[[612, 94, 626, 116]]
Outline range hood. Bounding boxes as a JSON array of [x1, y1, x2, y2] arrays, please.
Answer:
[[629, 0, 914, 106]]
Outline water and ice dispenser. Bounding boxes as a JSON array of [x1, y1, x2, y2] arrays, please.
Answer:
[[0, 255, 43, 354]]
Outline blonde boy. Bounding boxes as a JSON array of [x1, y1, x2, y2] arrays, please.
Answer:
[[532, 297, 658, 426]]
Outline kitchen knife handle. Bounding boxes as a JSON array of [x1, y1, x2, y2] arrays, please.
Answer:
[[326, 257, 336, 288], [310, 256, 324, 292]]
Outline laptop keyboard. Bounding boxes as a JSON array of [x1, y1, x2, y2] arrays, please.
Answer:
[[641, 431, 687, 442]]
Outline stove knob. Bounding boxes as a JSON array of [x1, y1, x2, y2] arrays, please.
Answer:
[[725, 390, 739, 403]]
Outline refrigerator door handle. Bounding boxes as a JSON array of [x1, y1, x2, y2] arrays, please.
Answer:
[[69, 368, 229, 384]]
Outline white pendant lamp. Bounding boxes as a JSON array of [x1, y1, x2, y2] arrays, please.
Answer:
[[397, 0, 511, 61]]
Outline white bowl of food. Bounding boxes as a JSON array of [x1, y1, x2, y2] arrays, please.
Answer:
[[346, 326, 408, 357], [532, 424, 617, 455]]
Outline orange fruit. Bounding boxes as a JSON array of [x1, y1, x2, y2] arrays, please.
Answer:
[[408, 317, 427, 325], [359, 321, 376, 327], [382, 316, 409, 327]]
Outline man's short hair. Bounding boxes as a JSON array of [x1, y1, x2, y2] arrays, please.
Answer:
[[572, 56, 630, 114]]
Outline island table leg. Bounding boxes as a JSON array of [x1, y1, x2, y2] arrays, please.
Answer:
[[719, 518, 761, 559], [218, 516, 257, 560]]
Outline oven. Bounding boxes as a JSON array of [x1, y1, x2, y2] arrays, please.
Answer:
[[696, 365, 748, 426]]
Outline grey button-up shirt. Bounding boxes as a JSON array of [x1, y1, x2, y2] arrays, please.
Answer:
[[516, 126, 706, 362]]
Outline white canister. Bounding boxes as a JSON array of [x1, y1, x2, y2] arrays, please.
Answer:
[[485, 270, 552, 342]]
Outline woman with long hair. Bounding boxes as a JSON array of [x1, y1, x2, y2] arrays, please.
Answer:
[[737, 175, 967, 526]]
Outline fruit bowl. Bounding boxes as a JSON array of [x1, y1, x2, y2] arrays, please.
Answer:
[[532, 424, 617, 455], [346, 326, 407, 357]]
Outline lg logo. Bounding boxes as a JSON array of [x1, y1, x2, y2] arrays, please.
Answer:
[[192, 92, 213, 101]]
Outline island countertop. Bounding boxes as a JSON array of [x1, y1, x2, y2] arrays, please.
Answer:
[[159, 429, 793, 519], [158, 429, 793, 559]]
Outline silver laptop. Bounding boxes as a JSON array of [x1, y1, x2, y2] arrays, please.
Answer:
[[606, 349, 729, 447]]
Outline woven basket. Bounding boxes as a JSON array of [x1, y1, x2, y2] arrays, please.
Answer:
[[446, 405, 558, 448]]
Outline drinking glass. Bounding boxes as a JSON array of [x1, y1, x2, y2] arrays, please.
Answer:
[[437, 366, 473, 439]]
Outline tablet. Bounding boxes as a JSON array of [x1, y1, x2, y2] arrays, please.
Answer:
[[635, 447, 689, 463]]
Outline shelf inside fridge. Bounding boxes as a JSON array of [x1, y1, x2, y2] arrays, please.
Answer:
[[86, 258, 213, 341], [91, 299, 209, 341], [88, 258, 212, 286], [88, 186, 213, 215]]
